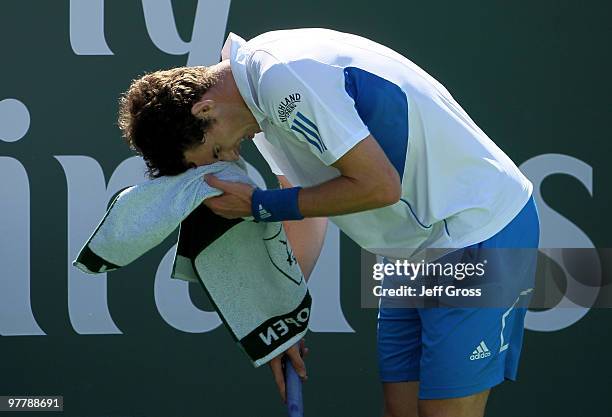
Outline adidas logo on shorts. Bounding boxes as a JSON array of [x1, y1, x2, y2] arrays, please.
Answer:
[[469, 341, 492, 361]]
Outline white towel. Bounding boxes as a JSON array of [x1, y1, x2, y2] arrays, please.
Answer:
[[73, 160, 310, 366]]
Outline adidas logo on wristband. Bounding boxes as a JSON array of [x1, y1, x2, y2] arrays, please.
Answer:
[[258, 204, 271, 219]]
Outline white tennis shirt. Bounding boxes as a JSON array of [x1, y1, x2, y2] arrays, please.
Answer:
[[220, 29, 533, 258]]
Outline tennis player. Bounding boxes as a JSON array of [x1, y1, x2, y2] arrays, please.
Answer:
[[117, 28, 540, 417]]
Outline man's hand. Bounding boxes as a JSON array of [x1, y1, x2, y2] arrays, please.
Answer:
[[203, 174, 254, 218], [269, 339, 309, 403]]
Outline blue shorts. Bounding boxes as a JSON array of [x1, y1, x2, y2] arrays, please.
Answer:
[[377, 196, 540, 399]]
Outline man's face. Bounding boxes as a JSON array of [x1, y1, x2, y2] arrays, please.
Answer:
[[183, 100, 259, 167]]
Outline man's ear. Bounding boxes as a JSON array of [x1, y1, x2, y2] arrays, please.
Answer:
[[191, 99, 215, 118]]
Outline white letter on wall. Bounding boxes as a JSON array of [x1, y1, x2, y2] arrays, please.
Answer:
[[521, 153, 600, 332], [0, 99, 45, 336], [69, 0, 114, 55], [141, 0, 231, 65]]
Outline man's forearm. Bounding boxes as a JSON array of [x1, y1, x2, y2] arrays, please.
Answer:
[[297, 135, 401, 217], [297, 174, 399, 217]]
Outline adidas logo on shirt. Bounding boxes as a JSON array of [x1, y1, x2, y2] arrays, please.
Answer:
[[258, 204, 271, 219], [469, 341, 492, 361]]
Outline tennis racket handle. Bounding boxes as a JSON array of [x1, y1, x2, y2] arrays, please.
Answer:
[[283, 353, 304, 417]]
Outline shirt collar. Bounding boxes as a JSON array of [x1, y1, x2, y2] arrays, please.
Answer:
[[221, 33, 267, 125]]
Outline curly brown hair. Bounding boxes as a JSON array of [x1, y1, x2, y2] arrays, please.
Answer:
[[118, 66, 218, 178]]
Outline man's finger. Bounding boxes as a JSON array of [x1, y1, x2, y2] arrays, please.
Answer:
[[202, 196, 223, 211], [205, 174, 248, 193], [299, 339, 309, 359], [204, 174, 232, 192], [286, 346, 307, 380], [269, 357, 286, 403], [205, 174, 255, 197]]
